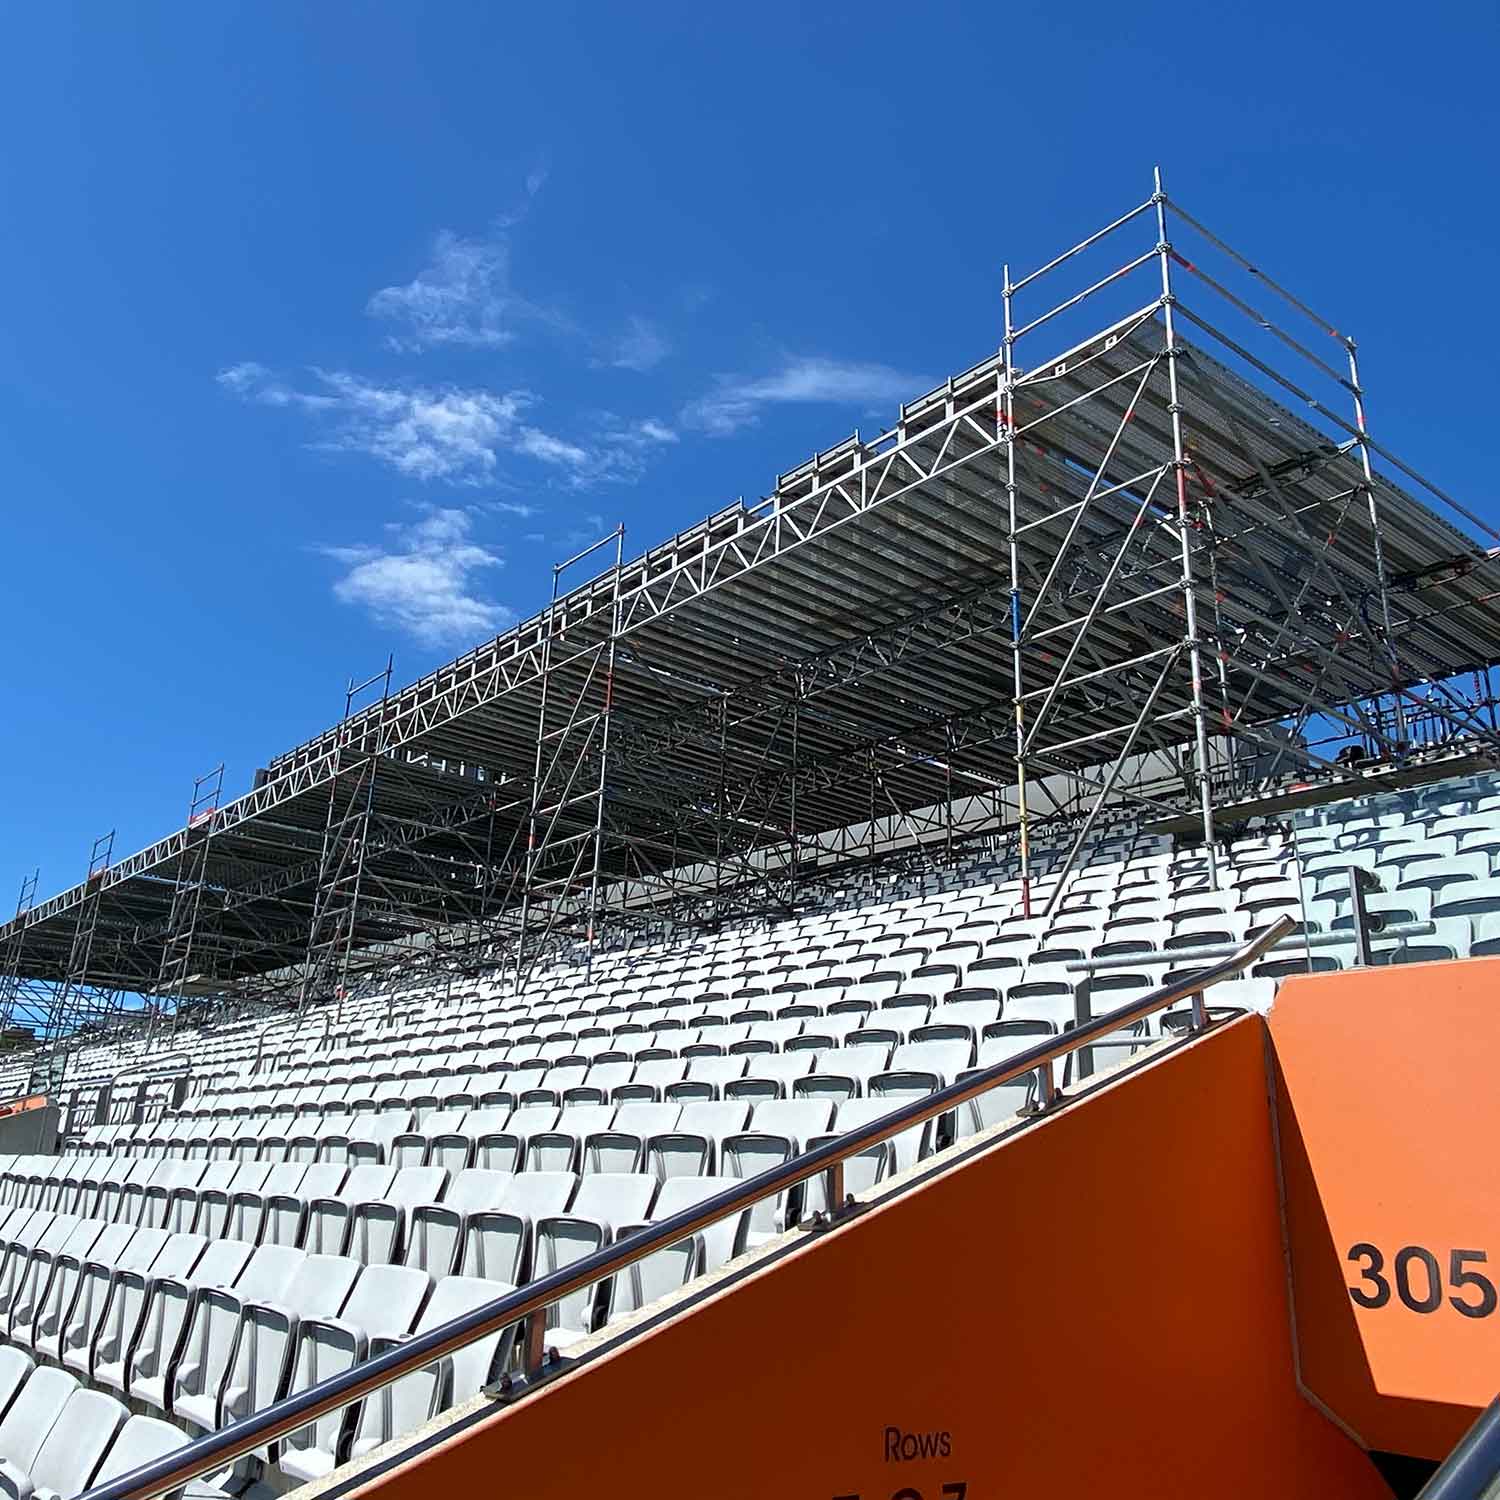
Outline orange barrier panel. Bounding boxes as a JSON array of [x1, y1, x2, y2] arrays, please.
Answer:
[[0, 1094, 45, 1118], [1271, 958, 1500, 1460], [346, 1018, 1388, 1500]]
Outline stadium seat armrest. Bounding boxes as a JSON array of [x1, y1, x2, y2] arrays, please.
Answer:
[[0, 1460, 31, 1500], [296, 1315, 366, 1360], [533, 1212, 595, 1240], [243, 1298, 298, 1331], [466, 1208, 525, 1235]]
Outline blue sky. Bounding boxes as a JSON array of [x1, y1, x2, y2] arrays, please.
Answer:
[[1, 0, 1496, 905]]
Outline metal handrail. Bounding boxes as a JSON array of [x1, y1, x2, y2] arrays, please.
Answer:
[[1416, 1394, 1500, 1498], [80, 915, 1294, 1500], [1065, 919, 1434, 974]]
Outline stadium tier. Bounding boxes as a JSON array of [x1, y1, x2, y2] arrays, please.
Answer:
[[1, 178, 1498, 1499]]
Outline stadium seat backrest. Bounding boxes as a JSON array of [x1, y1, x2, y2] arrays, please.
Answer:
[[0, 1364, 78, 1471], [92, 1415, 191, 1488], [28, 1386, 127, 1499]]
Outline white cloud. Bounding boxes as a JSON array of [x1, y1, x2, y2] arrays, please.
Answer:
[[515, 428, 589, 468], [608, 316, 671, 372], [221, 362, 677, 490], [367, 230, 540, 351], [315, 372, 533, 481], [321, 507, 514, 646], [681, 355, 929, 436], [218, 360, 274, 397], [220, 363, 586, 485], [584, 415, 679, 487], [217, 361, 336, 410], [365, 180, 565, 354]]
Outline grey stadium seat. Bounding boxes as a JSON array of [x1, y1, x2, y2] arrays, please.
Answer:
[[0, 1365, 78, 1484], [534, 1173, 658, 1351], [462, 1171, 577, 1284], [151, 1242, 301, 1420], [403, 1169, 511, 1279], [346, 1276, 517, 1462], [0, 1385, 126, 1500], [276, 1263, 433, 1483]]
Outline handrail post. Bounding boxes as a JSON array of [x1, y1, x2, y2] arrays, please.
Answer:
[[522, 1309, 547, 1383], [1348, 865, 1382, 967], [1036, 1057, 1058, 1108], [1190, 987, 1208, 1031], [823, 1157, 846, 1220]]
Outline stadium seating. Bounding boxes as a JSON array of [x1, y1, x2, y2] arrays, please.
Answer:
[[0, 781, 1488, 1494], [0, 1348, 230, 1500]]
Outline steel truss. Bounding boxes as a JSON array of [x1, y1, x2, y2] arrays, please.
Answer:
[[6, 168, 1500, 1048], [297, 661, 393, 1011], [147, 764, 225, 1033], [20, 834, 123, 1089], [0, 870, 45, 1041]]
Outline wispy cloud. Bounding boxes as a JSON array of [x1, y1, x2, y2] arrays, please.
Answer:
[[681, 355, 929, 437], [365, 229, 570, 352], [221, 363, 536, 482], [515, 428, 588, 468], [219, 363, 676, 489], [216, 360, 336, 409], [320, 507, 514, 646], [565, 511, 610, 547], [366, 174, 559, 353], [592, 414, 678, 480], [607, 316, 671, 372]]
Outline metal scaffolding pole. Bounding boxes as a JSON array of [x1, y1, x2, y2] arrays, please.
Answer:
[[300, 660, 392, 1013], [789, 681, 801, 903], [715, 698, 728, 920], [1153, 166, 1219, 884], [1346, 338, 1409, 748], [515, 569, 559, 993], [513, 525, 628, 982], [584, 526, 626, 964], [32, 831, 116, 1090], [0, 870, 39, 1037], [152, 763, 225, 1037], [1002, 262, 1032, 917]]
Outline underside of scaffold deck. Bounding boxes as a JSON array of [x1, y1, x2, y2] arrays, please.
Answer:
[[5, 176, 1500, 1042]]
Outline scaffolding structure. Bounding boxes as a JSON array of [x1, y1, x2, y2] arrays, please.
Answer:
[[148, 764, 225, 1033], [0, 870, 43, 1040], [5, 169, 1500, 1071], [298, 661, 393, 1012]]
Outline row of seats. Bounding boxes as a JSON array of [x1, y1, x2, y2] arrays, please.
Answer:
[[0, 1349, 202, 1500], [40, 777, 1500, 1130], [106, 1018, 1178, 1143], [0, 1161, 827, 1492], [31, 819, 1185, 1121]]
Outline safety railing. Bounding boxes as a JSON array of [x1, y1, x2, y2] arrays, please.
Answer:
[[1416, 1394, 1500, 1499], [81, 914, 1295, 1500]]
